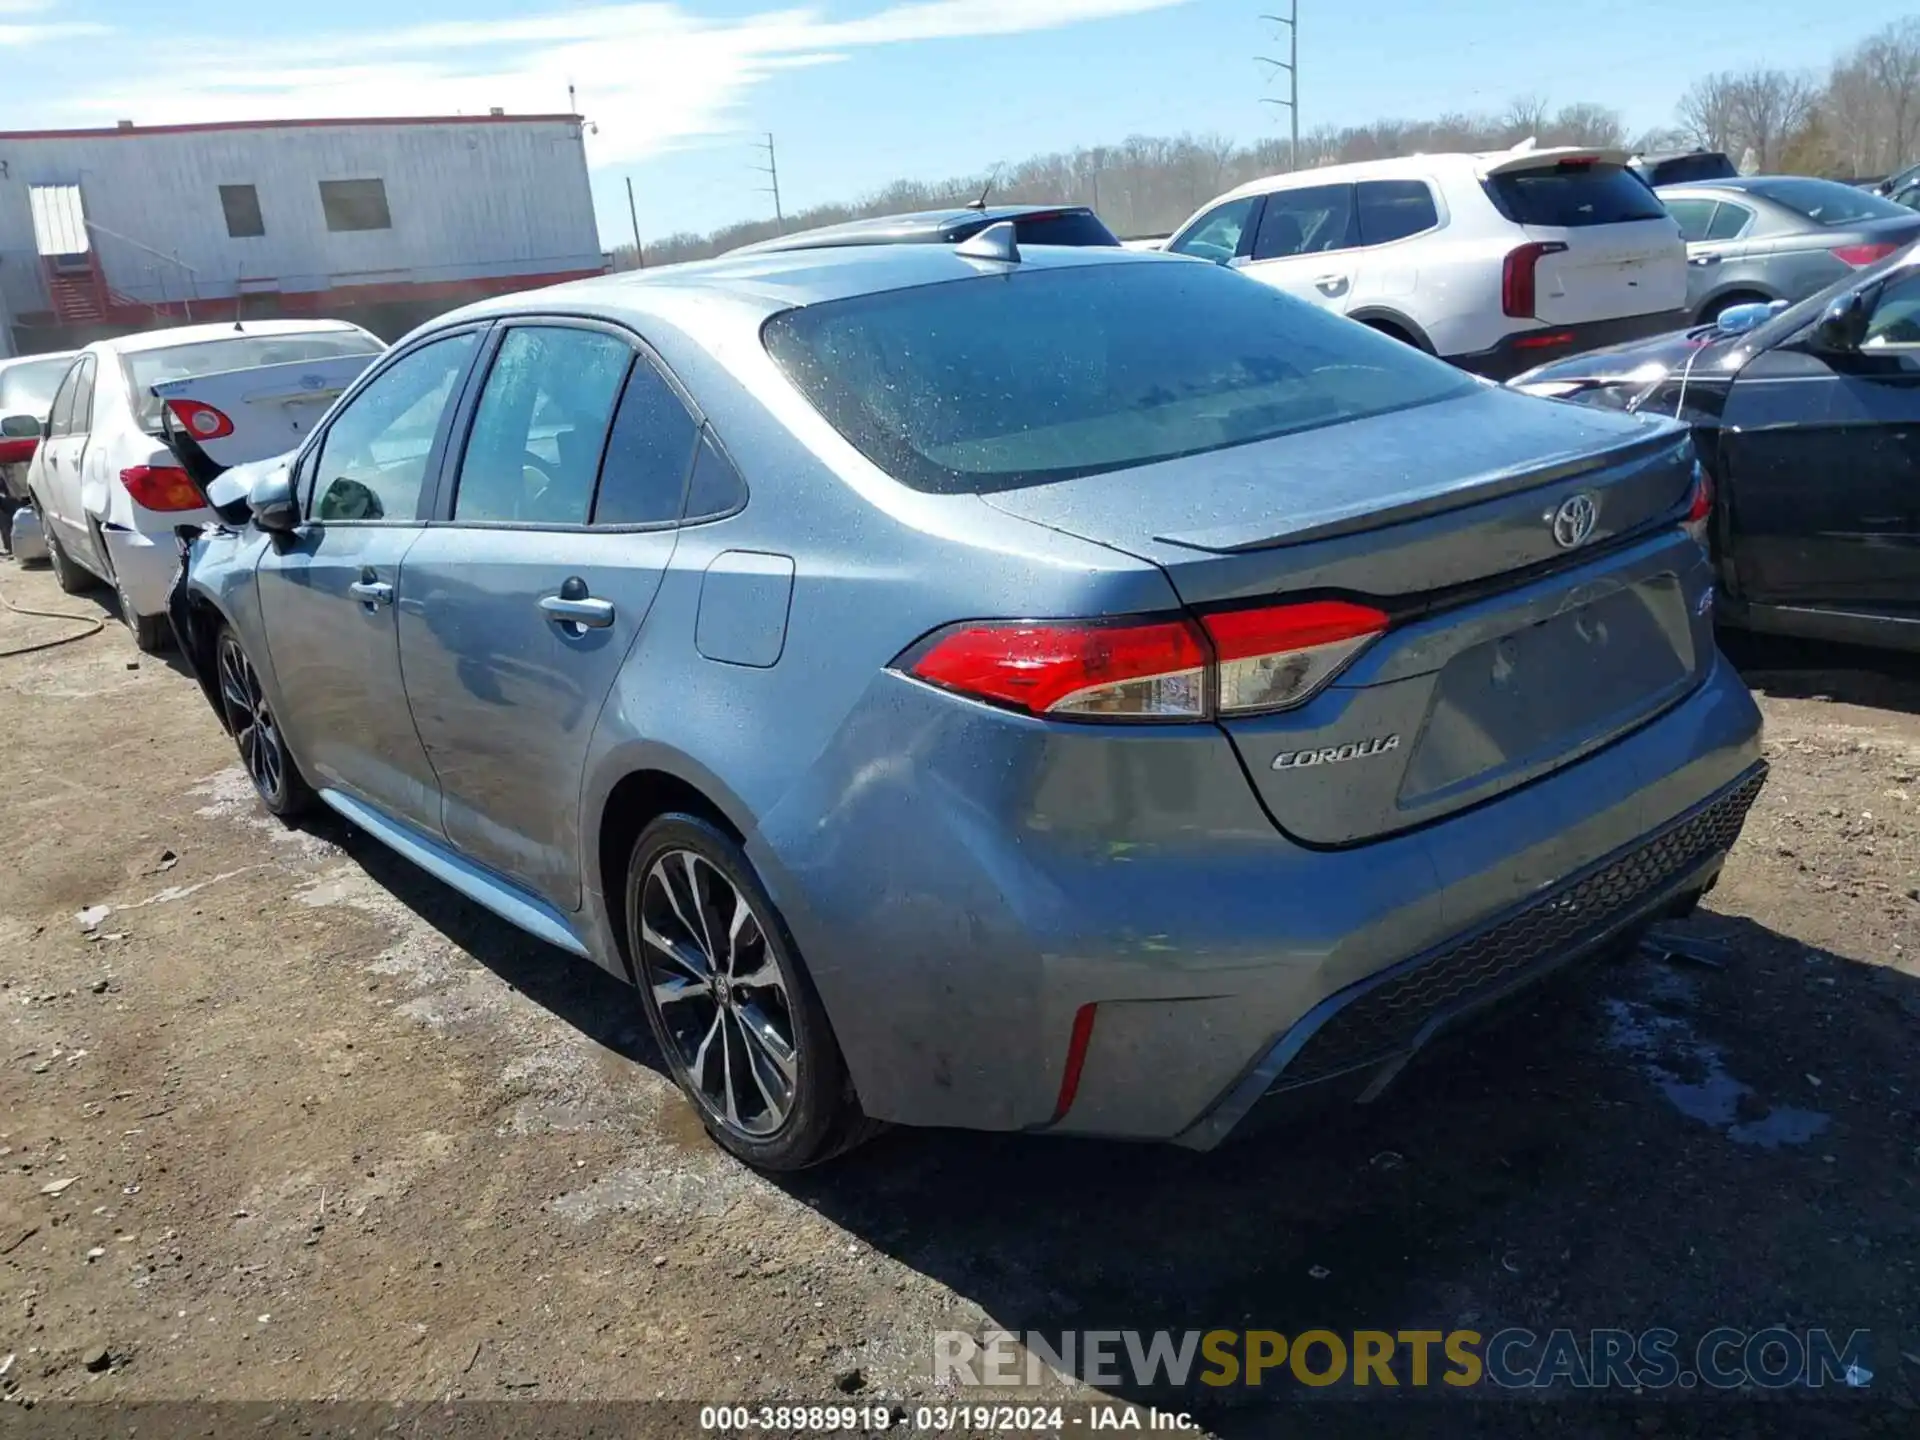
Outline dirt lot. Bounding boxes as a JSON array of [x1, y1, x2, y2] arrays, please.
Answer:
[[2, 554, 1918, 1434]]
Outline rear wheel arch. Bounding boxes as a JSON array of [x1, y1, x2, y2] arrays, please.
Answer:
[[1350, 310, 1435, 353], [596, 764, 750, 978]]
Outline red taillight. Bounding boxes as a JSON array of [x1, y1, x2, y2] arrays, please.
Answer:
[[908, 616, 1209, 719], [1831, 242, 1899, 268], [905, 599, 1389, 721], [1201, 600, 1389, 715], [120, 464, 204, 512], [0, 437, 37, 465], [1683, 462, 1713, 548], [1513, 330, 1579, 350], [164, 398, 234, 440], [1502, 241, 1568, 318]]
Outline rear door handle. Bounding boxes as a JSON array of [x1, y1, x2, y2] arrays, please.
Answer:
[[1690, 253, 1721, 266], [348, 580, 393, 607], [1314, 274, 1350, 296], [539, 595, 615, 629]]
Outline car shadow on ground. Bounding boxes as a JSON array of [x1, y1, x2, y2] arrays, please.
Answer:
[[310, 808, 1920, 1430], [1721, 630, 1920, 718]]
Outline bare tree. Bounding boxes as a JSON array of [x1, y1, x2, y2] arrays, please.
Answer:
[[1500, 94, 1550, 146], [1850, 18, 1920, 174], [1728, 69, 1819, 171], [1677, 72, 1740, 153], [1546, 103, 1627, 148]]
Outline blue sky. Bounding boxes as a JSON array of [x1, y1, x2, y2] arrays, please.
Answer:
[[0, 0, 1913, 246]]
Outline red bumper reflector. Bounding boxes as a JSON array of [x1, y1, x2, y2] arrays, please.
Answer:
[[1052, 1003, 1099, 1121]]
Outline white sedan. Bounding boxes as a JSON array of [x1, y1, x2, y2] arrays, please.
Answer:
[[23, 320, 384, 648]]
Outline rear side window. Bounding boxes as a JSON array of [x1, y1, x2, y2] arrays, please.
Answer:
[[1744, 178, 1911, 227], [684, 431, 747, 521], [762, 260, 1476, 495], [1484, 162, 1668, 227], [1705, 201, 1752, 241], [1356, 180, 1438, 245], [1663, 198, 1717, 243], [1008, 211, 1120, 247], [1252, 185, 1356, 260], [592, 357, 700, 526]]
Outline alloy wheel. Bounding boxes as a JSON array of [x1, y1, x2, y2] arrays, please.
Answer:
[[638, 849, 798, 1138], [217, 635, 287, 804]]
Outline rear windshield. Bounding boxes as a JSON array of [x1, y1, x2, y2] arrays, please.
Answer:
[[1484, 162, 1669, 227], [762, 259, 1477, 494], [1003, 211, 1121, 247], [0, 356, 76, 418], [122, 331, 381, 428], [1743, 177, 1911, 227]]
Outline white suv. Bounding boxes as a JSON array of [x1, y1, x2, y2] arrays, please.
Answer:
[[1165, 147, 1688, 377]]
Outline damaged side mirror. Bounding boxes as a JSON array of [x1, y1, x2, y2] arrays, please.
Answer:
[[249, 468, 301, 535]]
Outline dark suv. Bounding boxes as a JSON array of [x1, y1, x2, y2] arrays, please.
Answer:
[[727, 204, 1120, 257]]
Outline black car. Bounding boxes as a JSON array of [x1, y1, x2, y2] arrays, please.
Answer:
[[1510, 243, 1920, 652], [1630, 150, 1739, 188], [727, 204, 1121, 256]]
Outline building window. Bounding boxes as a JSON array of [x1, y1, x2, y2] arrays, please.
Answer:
[[320, 179, 391, 233], [220, 184, 265, 238]]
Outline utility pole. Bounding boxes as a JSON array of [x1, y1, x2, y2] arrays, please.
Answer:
[[625, 176, 645, 269], [752, 132, 785, 230], [1257, 3, 1300, 171]]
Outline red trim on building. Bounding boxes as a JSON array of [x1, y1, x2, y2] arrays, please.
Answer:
[[0, 114, 582, 142], [13, 266, 609, 331]]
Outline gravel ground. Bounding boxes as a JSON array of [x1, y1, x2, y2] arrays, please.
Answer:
[[1, 556, 1917, 1436]]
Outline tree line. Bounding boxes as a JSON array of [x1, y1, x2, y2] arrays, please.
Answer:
[[619, 17, 1919, 269]]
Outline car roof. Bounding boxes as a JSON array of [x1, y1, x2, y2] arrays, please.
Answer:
[[442, 240, 1177, 327], [728, 204, 1097, 256], [1215, 147, 1624, 200], [98, 319, 371, 356]]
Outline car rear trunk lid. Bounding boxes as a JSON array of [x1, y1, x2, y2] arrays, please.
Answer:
[[151, 353, 377, 489], [980, 386, 1710, 845]]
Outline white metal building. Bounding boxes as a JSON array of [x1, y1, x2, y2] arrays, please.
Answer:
[[0, 113, 607, 354]]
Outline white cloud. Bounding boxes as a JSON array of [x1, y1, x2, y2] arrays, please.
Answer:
[[58, 0, 1187, 164]]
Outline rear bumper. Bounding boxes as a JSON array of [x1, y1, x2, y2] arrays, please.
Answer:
[[1451, 310, 1690, 380], [99, 525, 183, 618], [756, 648, 1765, 1141], [1177, 761, 1764, 1148]]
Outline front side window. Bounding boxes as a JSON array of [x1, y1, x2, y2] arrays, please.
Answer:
[[1663, 198, 1718, 244], [1167, 197, 1258, 264], [452, 327, 632, 525], [309, 332, 478, 522], [764, 260, 1476, 495], [1356, 180, 1439, 245], [1252, 185, 1356, 260], [320, 179, 391, 233], [1863, 271, 1920, 349]]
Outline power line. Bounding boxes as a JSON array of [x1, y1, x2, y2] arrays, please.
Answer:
[[751, 132, 785, 230], [1257, 3, 1300, 171]]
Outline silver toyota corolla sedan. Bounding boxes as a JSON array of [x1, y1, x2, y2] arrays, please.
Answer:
[[169, 232, 1766, 1169]]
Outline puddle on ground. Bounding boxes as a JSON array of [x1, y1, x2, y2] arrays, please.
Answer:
[[1603, 995, 1829, 1149]]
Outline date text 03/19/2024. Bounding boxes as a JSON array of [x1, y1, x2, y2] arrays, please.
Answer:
[[698, 1404, 1196, 1432]]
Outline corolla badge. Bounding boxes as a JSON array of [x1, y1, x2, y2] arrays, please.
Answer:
[[1271, 735, 1401, 771], [1549, 492, 1599, 550]]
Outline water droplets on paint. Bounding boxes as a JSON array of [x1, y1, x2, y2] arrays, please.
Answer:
[[1604, 992, 1828, 1149]]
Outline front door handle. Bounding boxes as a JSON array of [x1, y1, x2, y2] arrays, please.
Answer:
[[539, 595, 615, 629], [348, 579, 393, 607], [1690, 253, 1721, 267]]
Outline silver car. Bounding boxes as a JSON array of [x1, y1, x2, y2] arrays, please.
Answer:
[[171, 235, 1765, 1170], [1659, 176, 1920, 323]]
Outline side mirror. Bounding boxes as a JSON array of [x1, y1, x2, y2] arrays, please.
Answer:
[[249, 467, 301, 534], [0, 413, 41, 439], [1713, 300, 1786, 337], [1810, 292, 1870, 353]]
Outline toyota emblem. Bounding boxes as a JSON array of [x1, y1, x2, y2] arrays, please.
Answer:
[[1550, 492, 1598, 550]]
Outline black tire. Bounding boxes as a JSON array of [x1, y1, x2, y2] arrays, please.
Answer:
[[113, 567, 171, 653], [41, 510, 97, 595], [214, 625, 314, 819], [1361, 318, 1428, 352], [626, 814, 877, 1170]]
